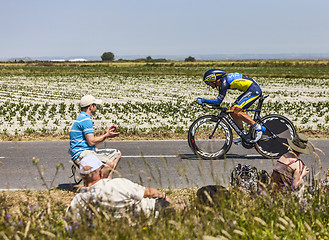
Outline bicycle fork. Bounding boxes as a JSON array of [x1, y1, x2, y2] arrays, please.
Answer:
[[209, 118, 221, 139]]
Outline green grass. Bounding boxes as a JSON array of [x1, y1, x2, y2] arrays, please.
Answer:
[[1, 186, 329, 239], [1, 59, 329, 78]]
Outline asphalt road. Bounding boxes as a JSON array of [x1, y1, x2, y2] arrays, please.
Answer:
[[0, 139, 327, 190]]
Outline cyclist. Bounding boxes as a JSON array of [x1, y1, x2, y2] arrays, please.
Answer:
[[196, 69, 265, 143]]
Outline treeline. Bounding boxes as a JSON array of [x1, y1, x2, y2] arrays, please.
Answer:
[[117, 56, 168, 63]]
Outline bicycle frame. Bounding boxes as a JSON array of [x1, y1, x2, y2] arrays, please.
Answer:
[[208, 95, 275, 143]]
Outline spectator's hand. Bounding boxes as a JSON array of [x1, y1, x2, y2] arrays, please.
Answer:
[[301, 165, 309, 178], [195, 98, 203, 105], [105, 125, 120, 138]]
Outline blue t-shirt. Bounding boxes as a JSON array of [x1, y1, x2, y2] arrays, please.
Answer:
[[69, 111, 95, 160]]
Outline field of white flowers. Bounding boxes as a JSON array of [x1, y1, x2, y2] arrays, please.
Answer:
[[0, 74, 329, 136]]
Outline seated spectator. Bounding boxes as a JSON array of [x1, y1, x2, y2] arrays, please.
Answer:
[[69, 95, 121, 179], [271, 133, 311, 192], [69, 154, 172, 217]]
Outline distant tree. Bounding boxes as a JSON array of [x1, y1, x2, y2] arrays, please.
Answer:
[[185, 56, 196, 62], [101, 52, 115, 61], [146, 56, 153, 62], [144, 56, 167, 62]]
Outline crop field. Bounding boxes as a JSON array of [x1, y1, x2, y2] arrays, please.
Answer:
[[0, 60, 329, 139]]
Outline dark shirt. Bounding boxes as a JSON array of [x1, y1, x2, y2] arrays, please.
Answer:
[[271, 158, 304, 191]]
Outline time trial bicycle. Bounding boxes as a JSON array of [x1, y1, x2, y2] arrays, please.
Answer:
[[188, 95, 296, 159]]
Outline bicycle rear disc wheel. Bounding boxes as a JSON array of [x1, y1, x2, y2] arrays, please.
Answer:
[[188, 115, 233, 159], [254, 114, 296, 159]]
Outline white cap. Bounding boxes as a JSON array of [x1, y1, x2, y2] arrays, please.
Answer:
[[80, 95, 103, 108], [79, 154, 104, 174]]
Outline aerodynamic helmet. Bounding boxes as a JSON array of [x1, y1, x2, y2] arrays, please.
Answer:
[[203, 69, 226, 85]]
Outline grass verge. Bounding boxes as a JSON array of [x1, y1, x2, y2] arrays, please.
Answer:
[[1, 186, 329, 239]]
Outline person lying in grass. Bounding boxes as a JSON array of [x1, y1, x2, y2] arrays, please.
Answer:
[[271, 133, 311, 192], [69, 154, 172, 217]]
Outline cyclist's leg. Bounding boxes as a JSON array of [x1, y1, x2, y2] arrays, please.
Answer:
[[230, 89, 261, 127], [230, 97, 254, 144], [231, 105, 255, 144], [230, 85, 263, 142], [230, 105, 255, 128]]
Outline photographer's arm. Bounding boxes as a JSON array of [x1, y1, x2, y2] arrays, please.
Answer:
[[144, 187, 172, 203], [85, 125, 120, 146]]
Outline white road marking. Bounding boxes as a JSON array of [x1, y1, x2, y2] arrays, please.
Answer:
[[122, 155, 177, 158], [122, 154, 263, 158], [0, 157, 5, 159], [230, 154, 261, 158], [0, 189, 22, 191]]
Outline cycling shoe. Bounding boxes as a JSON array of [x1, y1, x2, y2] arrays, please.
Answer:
[[233, 137, 242, 145], [250, 126, 266, 143]]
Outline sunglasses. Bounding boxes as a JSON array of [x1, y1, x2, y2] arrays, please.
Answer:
[[206, 75, 216, 81]]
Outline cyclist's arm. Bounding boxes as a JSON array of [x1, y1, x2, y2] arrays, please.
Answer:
[[198, 78, 229, 105], [201, 80, 227, 104], [202, 97, 223, 105]]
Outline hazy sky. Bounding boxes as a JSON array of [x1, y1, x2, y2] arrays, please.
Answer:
[[1, 0, 329, 59]]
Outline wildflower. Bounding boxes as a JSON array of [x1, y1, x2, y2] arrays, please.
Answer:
[[65, 225, 72, 233], [283, 182, 288, 192], [88, 223, 95, 228], [301, 199, 307, 211], [290, 180, 295, 191], [73, 222, 79, 229]]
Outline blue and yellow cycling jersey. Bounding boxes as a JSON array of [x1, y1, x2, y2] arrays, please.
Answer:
[[219, 73, 257, 98], [201, 73, 262, 108]]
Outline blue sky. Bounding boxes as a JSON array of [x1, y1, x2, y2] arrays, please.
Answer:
[[1, 0, 329, 59]]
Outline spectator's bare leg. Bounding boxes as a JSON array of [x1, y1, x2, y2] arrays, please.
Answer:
[[102, 151, 122, 179]]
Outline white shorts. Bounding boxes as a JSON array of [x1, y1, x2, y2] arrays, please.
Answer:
[[78, 148, 119, 164]]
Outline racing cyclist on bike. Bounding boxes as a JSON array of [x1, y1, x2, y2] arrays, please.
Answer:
[[196, 69, 266, 144]]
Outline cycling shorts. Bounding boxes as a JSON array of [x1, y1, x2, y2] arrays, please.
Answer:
[[233, 83, 262, 109]]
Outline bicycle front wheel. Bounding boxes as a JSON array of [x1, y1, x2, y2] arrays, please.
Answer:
[[188, 115, 233, 159], [254, 114, 296, 159]]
